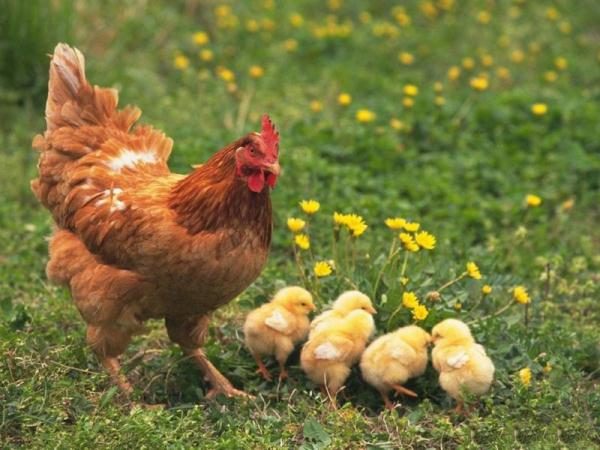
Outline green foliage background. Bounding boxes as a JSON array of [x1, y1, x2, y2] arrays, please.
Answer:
[[1, 0, 599, 448]]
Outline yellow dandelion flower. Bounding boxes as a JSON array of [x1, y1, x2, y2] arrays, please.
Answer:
[[350, 221, 368, 237], [333, 212, 347, 226], [226, 83, 237, 93], [519, 367, 532, 386], [314, 261, 333, 277], [310, 100, 323, 113], [531, 103, 548, 116], [462, 57, 475, 70], [338, 93, 352, 106], [477, 10, 491, 24], [249, 65, 265, 78], [526, 194, 542, 207], [389, 118, 405, 131], [510, 49, 525, 63], [403, 221, 420, 232], [454, 302, 462, 311], [192, 31, 209, 46], [294, 234, 310, 250], [403, 84, 419, 96], [402, 291, 419, 309], [399, 52, 415, 65], [481, 54, 494, 67], [559, 21, 572, 34], [359, 11, 372, 24], [216, 67, 235, 82], [433, 81, 443, 93], [434, 96, 446, 106], [290, 13, 304, 28], [402, 97, 414, 108], [246, 19, 260, 32], [447, 66, 461, 81], [544, 70, 558, 83], [356, 109, 376, 123], [287, 218, 306, 233], [174, 54, 190, 70], [513, 286, 531, 304], [496, 67, 511, 80], [400, 276, 409, 286], [466, 262, 482, 280], [546, 7, 559, 21], [415, 231, 436, 250], [385, 217, 406, 230], [199, 49, 214, 62], [215, 4, 232, 17], [470, 76, 489, 91], [543, 363, 553, 374], [284, 39, 298, 52], [482, 284, 493, 295], [561, 198, 575, 211], [412, 304, 429, 321], [399, 232, 419, 252], [554, 57, 568, 71], [300, 199, 320, 214]]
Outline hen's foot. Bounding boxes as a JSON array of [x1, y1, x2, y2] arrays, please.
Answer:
[[100, 356, 133, 396], [206, 384, 253, 400]]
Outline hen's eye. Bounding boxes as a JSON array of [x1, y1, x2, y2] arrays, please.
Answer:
[[249, 147, 257, 155]]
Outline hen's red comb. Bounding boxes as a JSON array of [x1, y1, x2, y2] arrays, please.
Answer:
[[261, 114, 279, 156]]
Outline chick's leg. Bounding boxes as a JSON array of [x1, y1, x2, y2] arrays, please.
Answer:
[[166, 315, 251, 399], [274, 338, 294, 381], [251, 352, 273, 381], [379, 390, 395, 411], [391, 383, 418, 398]]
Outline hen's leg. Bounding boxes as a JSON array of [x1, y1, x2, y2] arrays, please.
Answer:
[[166, 315, 251, 399], [86, 324, 133, 395]]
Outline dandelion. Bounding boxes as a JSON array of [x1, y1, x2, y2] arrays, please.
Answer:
[[246, 19, 260, 32], [294, 234, 310, 250], [289, 13, 304, 27], [400, 276, 409, 286], [544, 70, 558, 83], [415, 231, 436, 250], [389, 118, 405, 131], [470, 76, 489, 91], [412, 304, 429, 321], [215, 4, 232, 17], [481, 54, 494, 67], [356, 109, 376, 123], [287, 218, 306, 233], [531, 103, 548, 116], [338, 93, 352, 106], [174, 54, 190, 70], [543, 363, 553, 374], [462, 57, 475, 70], [447, 66, 461, 81], [454, 302, 462, 311], [561, 198, 575, 211], [399, 233, 419, 252], [402, 97, 414, 108], [466, 262, 482, 279], [249, 65, 265, 78], [526, 194, 542, 207], [402, 291, 419, 309], [192, 31, 209, 45], [546, 7, 559, 21], [300, 200, 320, 214], [403, 84, 419, 96], [199, 49, 214, 62], [496, 67, 511, 81], [385, 217, 406, 230], [310, 100, 323, 112], [333, 212, 347, 226], [477, 10, 491, 24], [399, 52, 415, 65], [314, 261, 333, 277], [345, 214, 368, 237], [284, 39, 298, 52], [216, 67, 235, 82], [433, 82, 443, 93], [559, 21, 572, 34], [403, 221, 420, 232], [510, 49, 525, 63], [554, 57, 568, 70], [519, 367, 532, 386], [482, 284, 493, 295], [513, 286, 531, 304], [434, 96, 446, 106]]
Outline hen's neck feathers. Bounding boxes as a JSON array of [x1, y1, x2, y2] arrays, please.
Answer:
[[168, 137, 272, 245]]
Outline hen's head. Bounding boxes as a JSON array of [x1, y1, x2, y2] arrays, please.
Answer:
[[235, 115, 280, 193]]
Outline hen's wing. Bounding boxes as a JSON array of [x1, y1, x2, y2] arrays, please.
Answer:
[[32, 44, 174, 248]]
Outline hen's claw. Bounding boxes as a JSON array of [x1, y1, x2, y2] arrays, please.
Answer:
[[206, 386, 254, 400]]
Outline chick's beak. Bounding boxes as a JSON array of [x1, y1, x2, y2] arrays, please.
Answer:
[[309, 303, 316, 311], [368, 306, 377, 315]]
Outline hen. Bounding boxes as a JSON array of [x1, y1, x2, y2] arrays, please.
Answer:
[[31, 44, 281, 399]]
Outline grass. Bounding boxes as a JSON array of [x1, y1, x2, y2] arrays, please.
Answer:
[[1, 0, 599, 448]]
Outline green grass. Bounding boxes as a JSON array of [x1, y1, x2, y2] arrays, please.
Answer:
[[1, 0, 599, 448]]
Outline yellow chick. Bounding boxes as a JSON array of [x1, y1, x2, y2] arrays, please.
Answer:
[[309, 290, 376, 338], [244, 286, 315, 381], [360, 325, 431, 410], [431, 319, 495, 413], [300, 309, 375, 407]]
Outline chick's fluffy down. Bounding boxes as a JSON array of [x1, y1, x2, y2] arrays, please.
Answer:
[[309, 290, 375, 338]]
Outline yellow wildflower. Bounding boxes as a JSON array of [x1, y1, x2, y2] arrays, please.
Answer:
[[415, 231, 436, 250], [402, 97, 414, 108], [470, 76, 489, 91], [544, 70, 558, 83], [543, 363, 553, 374], [513, 286, 531, 304], [546, 7, 559, 21], [174, 54, 190, 70], [482, 284, 493, 295], [399, 233, 419, 252], [433, 82, 443, 93], [519, 367, 532, 386], [246, 19, 260, 32], [294, 234, 310, 250], [399, 52, 415, 65], [192, 31, 209, 46], [356, 109, 376, 123], [402, 291, 419, 309], [510, 49, 525, 63], [561, 198, 575, 211], [216, 67, 235, 82], [249, 65, 265, 78], [287, 218, 306, 233], [390, 118, 405, 131], [496, 67, 511, 80], [403, 84, 419, 96], [310, 100, 323, 113], [338, 93, 352, 106], [385, 217, 406, 230], [531, 103, 548, 116], [284, 39, 298, 52], [454, 302, 462, 311], [462, 57, 475, 70], [314, 261, 333, 277], [554, 57, 568, 70], [434, 96, 446, 106], [481, 54, 494, 67], [350, 221, 368, 237], [300, 200, 320, 214], [290, 13, 304, 28], [333, 212, 347, 226], [412, 304, 429, 321], [400, 277, 409, 286], [559, 21, 572, 34], [199, 49, 214, 62], [403, 221, 420, 232], [447, 66, 461, 81], [477, 10, 491, 24], [526, 194, 542, 207], [215, 4, 232, 17], [466, 262, 482, 280]]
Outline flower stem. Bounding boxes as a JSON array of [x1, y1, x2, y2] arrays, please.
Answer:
[[468, 299, 514, 325], [372, 238, 398, 300], [399, 251, 409, 278], [436, 272, 467, 292]]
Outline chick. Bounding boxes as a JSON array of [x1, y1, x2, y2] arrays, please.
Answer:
[[244, 286, 315, 381], [301, 309, 375, 407], [309, 290, 376, 338], [360, 325, 431, 410], [431, 319, 495, 413]]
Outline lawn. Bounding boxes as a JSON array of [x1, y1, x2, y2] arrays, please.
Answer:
[[1, 0, 599, 448]]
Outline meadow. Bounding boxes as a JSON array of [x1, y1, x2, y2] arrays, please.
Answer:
[[1, 0, 599, 448]]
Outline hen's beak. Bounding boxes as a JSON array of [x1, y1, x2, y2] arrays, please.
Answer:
[[263, 161, 281, 176]]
